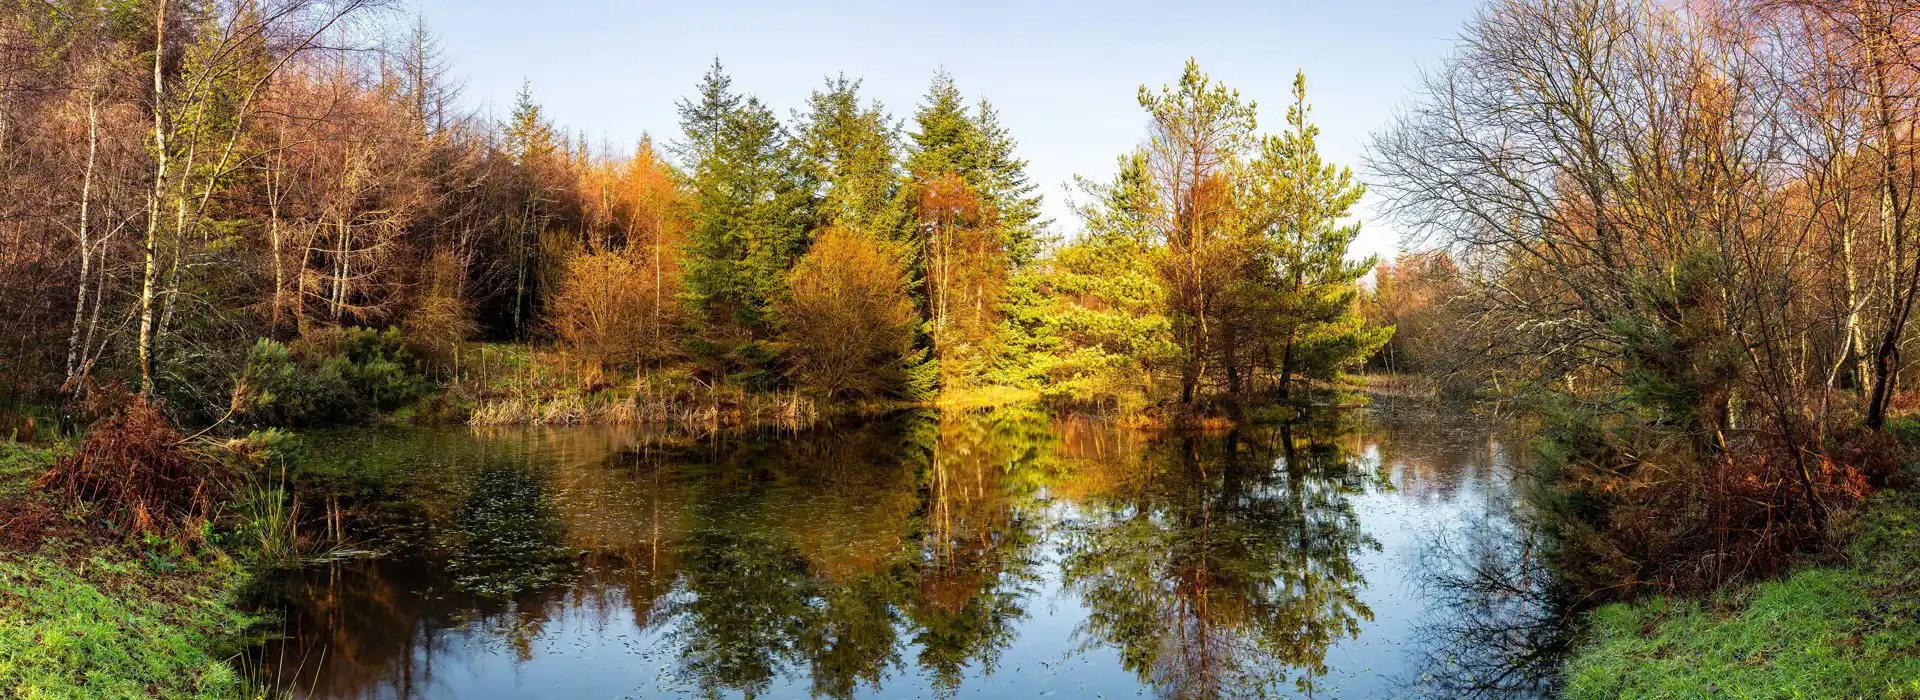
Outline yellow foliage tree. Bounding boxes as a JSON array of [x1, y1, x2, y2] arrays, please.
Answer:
[[780, 227, 919, 398], [547, 247, 679, 370]]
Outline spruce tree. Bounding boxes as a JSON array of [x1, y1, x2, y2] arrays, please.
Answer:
[[504, 82, 557, 339], [905, 70, 978, 183], [675, 61, 813, 353], [903, 75, 1048, 265], [795, 75, 903, 237], [672, 58, 739, 174], [972, 99, 1048, 267], [901, 72, 1051, 390]]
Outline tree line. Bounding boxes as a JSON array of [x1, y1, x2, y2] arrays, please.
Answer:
[[0, 0, 1386, 424]]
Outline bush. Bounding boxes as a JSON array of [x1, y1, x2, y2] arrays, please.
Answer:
[[547, 248, 678, 370], [778, 227, 920, 399], [1532, 402, 1873, 599], [232, 327, 428, 426], [403, 251, 479, 370]]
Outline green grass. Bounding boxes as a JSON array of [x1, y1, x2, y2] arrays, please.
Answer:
[[0, 440, 57, 497], [1565, 491, 1920, 699], [1, 437, 273, 699], [934, 385, 1041, 410], [0, 551, 264, 699]]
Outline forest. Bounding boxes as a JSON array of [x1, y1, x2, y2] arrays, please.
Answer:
[[8, 0, 1920, 697], [0, 1, 1384, 431]]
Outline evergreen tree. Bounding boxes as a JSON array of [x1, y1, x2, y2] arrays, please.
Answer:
[[676, 62, 813, 354], [905, 70, 978, 184], [1135, 59, 1259, 404], [504, 82, 558, 339], [903, 75, 1048, 266], [901, 72, 1051, 389], [1250, 73, 1389, 399], [673, 58, 739, 175], [794, 75, 903, 237], [997, 154, 1174, 411], [972, 99, 1048, 267]]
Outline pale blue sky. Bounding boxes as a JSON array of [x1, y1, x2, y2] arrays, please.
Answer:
[[412, 0, 1483, 259]]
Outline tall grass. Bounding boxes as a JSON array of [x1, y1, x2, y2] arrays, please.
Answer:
[[457, 344, 820, 431], [230, 467, 302, 570]]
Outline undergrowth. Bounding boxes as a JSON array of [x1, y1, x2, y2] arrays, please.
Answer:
[[1564, 489, 1920, 699]]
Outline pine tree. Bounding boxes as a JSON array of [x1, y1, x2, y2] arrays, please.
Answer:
[[1136, 59, 1259, 404], [999, 154, 1174, 411], [1251, 72, 1389, 399]]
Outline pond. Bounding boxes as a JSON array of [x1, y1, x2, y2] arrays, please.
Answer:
[[250, 404, 1569, 699]]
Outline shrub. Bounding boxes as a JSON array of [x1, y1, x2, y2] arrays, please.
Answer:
[[779, 227, 920, 399], [403, 251, 479, 370], [1533, 404, 1873, 598], [232, 327, 427, 426], [547, 248, 679, 370]]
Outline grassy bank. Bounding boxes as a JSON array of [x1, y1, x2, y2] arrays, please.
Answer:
[[0, 442, 267, 699], [1564, 489, 1920, 699]]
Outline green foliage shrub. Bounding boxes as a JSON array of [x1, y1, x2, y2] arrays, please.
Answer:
[[234, 327, 428, 426]]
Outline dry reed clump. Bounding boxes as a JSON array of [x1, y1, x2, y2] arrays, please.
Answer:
[[37, 396, 229, 538], [467, 375, 817, 431]]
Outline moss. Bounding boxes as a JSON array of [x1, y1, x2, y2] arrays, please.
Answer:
[[1564, 491, 1920, 699], [0, 550, 262, 699]]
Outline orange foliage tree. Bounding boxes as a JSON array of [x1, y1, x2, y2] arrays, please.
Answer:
[[547, 247, 680, 371], [779, 227, 919, 398], [918, 172, 1007, 386]]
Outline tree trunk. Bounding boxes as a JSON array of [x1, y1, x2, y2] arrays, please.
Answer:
[[137, 0, 170, 396], [65, 95, 99, 387]]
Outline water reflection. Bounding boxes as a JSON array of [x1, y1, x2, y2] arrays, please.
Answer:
[[255, 406, 1567, 699], [1056, 421, 1380, 697]]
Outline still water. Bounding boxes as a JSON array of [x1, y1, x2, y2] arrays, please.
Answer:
[[253, 405, 1568, 699]]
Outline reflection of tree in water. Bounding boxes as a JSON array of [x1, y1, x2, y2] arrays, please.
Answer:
[[271, 413, 1470, 699], [443, 459, 578, 599], [1396, 431, 1571, 699], [902, 408, 1048, 693], [670, 513, 817, 698], [1059, 420, 1380, 698], [662, 410, 1052, 699], [256, 427, 688, 697]]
